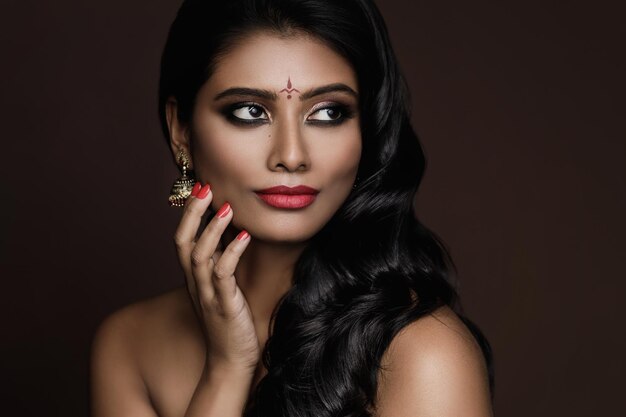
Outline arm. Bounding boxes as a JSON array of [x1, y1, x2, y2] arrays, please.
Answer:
[[183, 365, 254, 417], [91, 181, 259, 417], [173, 181, 260, 416], [373, 310, 493, 417]]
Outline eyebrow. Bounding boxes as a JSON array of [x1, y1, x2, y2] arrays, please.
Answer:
[[214, 87, 277, 101], [300, 83, 359, 100], [213, 83, 358, 101]]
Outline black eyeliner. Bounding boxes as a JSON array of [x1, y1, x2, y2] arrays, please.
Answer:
[[306, 104, 355, 126], [220, 102, 269, 126]]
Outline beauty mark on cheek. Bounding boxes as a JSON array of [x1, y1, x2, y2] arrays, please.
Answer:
[[279, 77, 300, 100]]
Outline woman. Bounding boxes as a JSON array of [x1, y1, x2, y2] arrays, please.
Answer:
[[91, 0, 494, 416]]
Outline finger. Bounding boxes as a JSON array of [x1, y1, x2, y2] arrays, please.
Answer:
[[191, 201, 233, 268], [212, 249, 223, 264], [191, 202, 234, 301], [173, 183, 213, 309], [211, 230, 251, 311], [183, 181, 202, 209], [176, 183, 214, 252]]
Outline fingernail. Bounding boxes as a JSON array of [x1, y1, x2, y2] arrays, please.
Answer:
[[236, 230, 249, 241], [197, 183, 211, 199], [216, 202, 231, 218], [191, 182, 202, 197]]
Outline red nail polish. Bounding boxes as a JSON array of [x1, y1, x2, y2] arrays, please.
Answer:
[[236, 230, 249, 241], [216, 202, 231, 218], [191, 182, 202, 197], [197, 184, 211, 199]]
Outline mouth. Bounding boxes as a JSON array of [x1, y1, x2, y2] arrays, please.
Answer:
[[255, 185, 319, 209]]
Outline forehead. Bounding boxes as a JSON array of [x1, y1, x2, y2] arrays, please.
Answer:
[[209, 32, 358, 91]]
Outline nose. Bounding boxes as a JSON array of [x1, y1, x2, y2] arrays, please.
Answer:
[[267, 118, 311, 173]]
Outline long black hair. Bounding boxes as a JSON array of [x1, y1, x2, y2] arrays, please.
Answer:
[[158, 0, 494, 415]]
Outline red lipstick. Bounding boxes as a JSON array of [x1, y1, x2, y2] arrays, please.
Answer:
[[255, 185, 319, 209]]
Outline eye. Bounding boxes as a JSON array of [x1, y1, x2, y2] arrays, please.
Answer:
[[230, 104, 268, 121], [308, 106, 343, 121]]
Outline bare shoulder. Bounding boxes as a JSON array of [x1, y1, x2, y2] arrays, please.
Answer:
[[374, 305, 493, 417], [90, 286, 196, 416], [92, 286, 193, 353], [384, 304, 485, 363]]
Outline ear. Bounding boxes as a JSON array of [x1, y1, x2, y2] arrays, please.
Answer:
[[165, 97, 193, 169]]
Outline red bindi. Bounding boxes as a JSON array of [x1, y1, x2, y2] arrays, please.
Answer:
[[279, 77, 300, 99]]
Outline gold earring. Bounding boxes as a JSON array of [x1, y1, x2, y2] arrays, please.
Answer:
[[168, 149, 196, 207]]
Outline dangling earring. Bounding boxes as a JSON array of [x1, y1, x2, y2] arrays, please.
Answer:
[[353, 175, 361, 189], [168, 149, 196, 207]]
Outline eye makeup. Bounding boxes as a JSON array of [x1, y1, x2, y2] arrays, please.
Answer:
[[220, 102, 271, 126], [306, 101, 355, 126], [219, 100, 356, 127]]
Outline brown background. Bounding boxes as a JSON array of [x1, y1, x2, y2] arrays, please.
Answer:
[[1, 0, 624, 415]]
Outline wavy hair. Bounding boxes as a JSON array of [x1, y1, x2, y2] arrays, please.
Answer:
[[158, 0, 494, 415]]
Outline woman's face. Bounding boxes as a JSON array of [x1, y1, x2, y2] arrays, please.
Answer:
[[180, 32, 361, 243]]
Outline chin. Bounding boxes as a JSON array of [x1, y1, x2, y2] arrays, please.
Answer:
[[242, 220, 324, 244]]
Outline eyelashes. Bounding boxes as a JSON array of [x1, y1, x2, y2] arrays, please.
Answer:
[[225, 103, 268, 124], [308, 106, 353, 125], [220, 101, 355, 127]]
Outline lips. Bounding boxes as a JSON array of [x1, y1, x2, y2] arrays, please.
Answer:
[[255, 185, 319, 209], [256, 185, 319, 195]]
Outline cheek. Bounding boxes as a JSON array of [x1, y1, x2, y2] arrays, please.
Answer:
[[192, 121, 265, 190], [316, 129, 362, 182]]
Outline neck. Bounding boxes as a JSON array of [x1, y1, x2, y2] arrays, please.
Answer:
[[221, 225, 307, 340]]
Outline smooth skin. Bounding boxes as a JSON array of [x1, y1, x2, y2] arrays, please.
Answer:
[[91, 31, 493, 417]]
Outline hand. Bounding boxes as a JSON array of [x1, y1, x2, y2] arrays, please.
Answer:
[[174, 182, 260, 374]]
